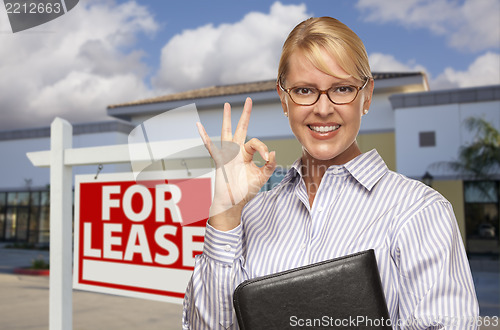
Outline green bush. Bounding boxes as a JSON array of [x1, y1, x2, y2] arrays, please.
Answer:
[[31, 256, 49, 269]]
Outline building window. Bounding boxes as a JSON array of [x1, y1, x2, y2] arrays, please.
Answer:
[[0, 189, 50, 245], [464, 181, 499, 255], [419, 131, 436, 147]]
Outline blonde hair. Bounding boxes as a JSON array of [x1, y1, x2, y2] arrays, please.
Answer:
[[278, 17, 372, 84]]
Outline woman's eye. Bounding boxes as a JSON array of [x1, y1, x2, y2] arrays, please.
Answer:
[[292, 87, 314, 95], [334, 86, 355, 94]]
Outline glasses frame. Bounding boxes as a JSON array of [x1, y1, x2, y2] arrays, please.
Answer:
[[278, 77, 370, 106]]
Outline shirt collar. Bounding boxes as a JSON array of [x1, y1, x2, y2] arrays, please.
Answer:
[[280, 158, 301, 185], [283, 149, 388, 191], [344, 149, 388, 191]]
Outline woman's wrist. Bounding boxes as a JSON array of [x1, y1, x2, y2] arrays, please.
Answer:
[[208, 203, 244, 231]]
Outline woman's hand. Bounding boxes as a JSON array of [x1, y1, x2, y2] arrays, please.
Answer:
[[197, 97, 277, 231]]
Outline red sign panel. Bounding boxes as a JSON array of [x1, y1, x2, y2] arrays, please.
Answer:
[[73, 171, 212, 304]]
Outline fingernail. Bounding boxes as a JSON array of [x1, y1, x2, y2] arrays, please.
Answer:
[[264, 152, 269, 162]]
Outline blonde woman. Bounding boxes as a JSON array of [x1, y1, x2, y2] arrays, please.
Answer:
[[183, 17, 479, 329]]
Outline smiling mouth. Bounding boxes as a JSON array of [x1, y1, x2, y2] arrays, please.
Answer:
[[308, 124, 341, 133]]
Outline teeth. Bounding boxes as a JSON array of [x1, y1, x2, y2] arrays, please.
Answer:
[[309, 125, 340, 133]]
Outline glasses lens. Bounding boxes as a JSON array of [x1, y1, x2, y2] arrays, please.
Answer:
[[328, 86, 358, 104], [289, 87, 319, 106]]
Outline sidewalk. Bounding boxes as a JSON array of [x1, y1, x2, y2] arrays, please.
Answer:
[[470, 255, 500, 318], [0, 246, 498, 329], [0, 247, 182, 330]]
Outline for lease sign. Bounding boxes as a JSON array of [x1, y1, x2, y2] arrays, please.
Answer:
[[73, 169, 213, 304]]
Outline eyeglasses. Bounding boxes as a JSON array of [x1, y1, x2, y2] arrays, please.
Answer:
[[278, 78, 369, 106]]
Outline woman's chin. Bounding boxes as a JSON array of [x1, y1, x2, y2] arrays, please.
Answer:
[[302, 142, 360, 164], [302, 146, 340, 162]]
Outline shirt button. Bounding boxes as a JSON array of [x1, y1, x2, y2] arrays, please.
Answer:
[[317, 206, 324, 212], [224, 245, 231, 252], [300, 243, 306, 250]]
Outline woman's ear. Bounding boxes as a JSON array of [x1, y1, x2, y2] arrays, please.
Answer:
[[276, 84, 289, 116], [362, 78, 374, 111]]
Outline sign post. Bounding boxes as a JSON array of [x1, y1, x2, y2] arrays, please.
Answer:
[[49, 118, 73, 330], [27, 117, 212, 330]]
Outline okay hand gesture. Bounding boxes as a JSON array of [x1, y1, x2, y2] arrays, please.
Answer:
[[197, 98, 277, 231]]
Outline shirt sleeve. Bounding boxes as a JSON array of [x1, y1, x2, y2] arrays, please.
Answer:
[[182, 222, 247, 329], [395, 199, 480, 329]]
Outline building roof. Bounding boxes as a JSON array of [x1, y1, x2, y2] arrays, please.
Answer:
[[108, 72, 425, 110], [390, 84, 500, 109], [0, 120, 135, 141]]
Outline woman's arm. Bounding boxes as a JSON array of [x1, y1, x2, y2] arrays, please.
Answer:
[[395, 200, 479, 329], [182, 98, 276, 329], [182, 223, 246, 329]]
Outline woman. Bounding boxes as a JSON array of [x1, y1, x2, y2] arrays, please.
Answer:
[[183, 17, 479, 329]]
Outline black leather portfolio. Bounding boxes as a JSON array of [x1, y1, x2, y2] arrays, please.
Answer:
[[233, 249, 391, 329]]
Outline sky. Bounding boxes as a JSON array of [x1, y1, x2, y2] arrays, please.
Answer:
[[0, 0, 499, 130]]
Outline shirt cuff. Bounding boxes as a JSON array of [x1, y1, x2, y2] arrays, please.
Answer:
[[202, 222, 243, 265]]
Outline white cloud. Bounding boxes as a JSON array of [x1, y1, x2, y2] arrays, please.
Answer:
[[431, 52, 500, 89], [0, 0, 158, 129], [152, 2, 310, 93], [356, 0, 500, 52], [369, 51, 500, 90], [29, 71, 151, 121], [369, 53, 427, 73]]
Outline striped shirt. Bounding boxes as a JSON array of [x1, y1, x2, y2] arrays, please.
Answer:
[[182, 149, 479, 329]]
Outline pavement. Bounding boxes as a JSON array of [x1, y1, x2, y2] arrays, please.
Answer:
[[0, 245, 498, 329], [0, 246, 182, 330]]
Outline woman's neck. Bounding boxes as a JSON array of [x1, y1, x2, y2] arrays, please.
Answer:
[[300, 143, 362, 207], [300, 157, 329, 207]]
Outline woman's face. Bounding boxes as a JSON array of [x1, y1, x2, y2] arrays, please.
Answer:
[[278, 49, 373, 166]]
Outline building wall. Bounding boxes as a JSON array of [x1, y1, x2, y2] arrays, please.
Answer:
[[357, 131, 396, 171], [391, 86, 500, 251], [361, 93, 395, 132], [260, 138, 302, 167], [0, 137, 51, 190], [0, 129, 132, 191], [395, 100, 500, 178]]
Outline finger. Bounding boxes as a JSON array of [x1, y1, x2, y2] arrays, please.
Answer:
[[196, 122, 214, 155], [221, 103, 232, 141], [262, 151, 277, 179], [243, 138, 269, 163], [234, 97, 252, 144], [197, 122, 226, 165]]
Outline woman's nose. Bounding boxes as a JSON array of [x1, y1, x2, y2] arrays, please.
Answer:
[[313, 93, 335, 117]]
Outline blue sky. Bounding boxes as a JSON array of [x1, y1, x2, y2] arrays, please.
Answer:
[[0, 0, 498, 129], [133, 0, 481, 77]]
